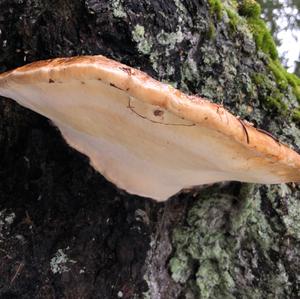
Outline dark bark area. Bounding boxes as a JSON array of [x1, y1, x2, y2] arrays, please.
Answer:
[[1, 0, 300, 298]]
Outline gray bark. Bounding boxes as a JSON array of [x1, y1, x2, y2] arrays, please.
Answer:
[[0, 0, 300, 298]]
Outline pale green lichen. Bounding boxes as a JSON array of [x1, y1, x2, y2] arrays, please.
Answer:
[[166, 65, 175, 76], [112, 0, 126, 18], [149, 50, 160, 72], [173, 0, 187, 16], [50, 248, 76, 274], [169, 251, 192, 284], [156, 28, 184, 54], [181, 57, 200, 83], [163, 1, 300, 297], [169, 184, 293, 298], [132, 25, 152, 55], [173, 0, 193, 27], [283, 199, 300, 239], [265, 185, 300, 240], [200, 77, 224, 99], [134, 1, 300, 297], [0, 210, 16, 240], [267, 184, 300, 239]]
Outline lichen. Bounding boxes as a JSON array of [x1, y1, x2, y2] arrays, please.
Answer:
[[283, 199, 300, 239], [141, 0, 300, 297], [169, 184, 295, 298], [265, 184, 300, 239], [132, 25, 152, 55], [0, 209, 16, 239], [112, 0, 126, 18], [173, 0, 193, 27], [156, 28, 184, 53], [149, 50, 160, 72], [181, 57, 200, 85], [169, 250, 192, 284], [50, 248, 76, 274]]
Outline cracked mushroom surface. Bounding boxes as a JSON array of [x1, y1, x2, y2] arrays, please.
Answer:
[[0, 55, 300, 201]]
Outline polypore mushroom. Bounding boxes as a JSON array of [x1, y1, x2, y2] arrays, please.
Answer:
[[0, 55, 300, 201]]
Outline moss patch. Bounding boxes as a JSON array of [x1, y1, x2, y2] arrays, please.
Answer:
[[207, 0, 300, 113], [238, 0, 277, 60], [207, 21, 216, 39], [292, 108, 300, 124], [238, 0, 261, 19], [208, 0, 223, 20], [252, 73, 287, 113], [237, 0, 300, 111], [264, 93, 288, 112], [225, 8, 239, 32], [267, 60, 300, 103]]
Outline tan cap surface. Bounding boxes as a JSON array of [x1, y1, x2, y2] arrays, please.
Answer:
[[0, 55, 300, 201]]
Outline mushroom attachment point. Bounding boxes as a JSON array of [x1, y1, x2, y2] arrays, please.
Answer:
[[0, 55, 300, 201]]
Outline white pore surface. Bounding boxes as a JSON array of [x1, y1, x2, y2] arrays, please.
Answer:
[[1, 80, 282, 200]]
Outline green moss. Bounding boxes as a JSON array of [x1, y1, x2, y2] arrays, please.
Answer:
[[264, 94, 287, 112], [268, 60, 288, 89], [225, 8, 239, 32], [252, 73, 288, 113], [286, 72, 300, 87], [208, 0, 223, 20], [292, 109, 300, 123], [238, 0, 261, 18], [237, 0, 277, 60], [207, 21, 216, 39], [293, 86, 300, 102], [247, 18, 278, 60], [268, 60, 300, 102], [252, 73, 270, 87], [237, 0, 300, 109], [286, 73, 300, 102], [207, 0, 300, 111]]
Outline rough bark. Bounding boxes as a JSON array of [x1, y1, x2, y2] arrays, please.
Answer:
[[0, 0, 300, 298]]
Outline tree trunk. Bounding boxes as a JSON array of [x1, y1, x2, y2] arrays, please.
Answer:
[[1, 0, 300, 298]]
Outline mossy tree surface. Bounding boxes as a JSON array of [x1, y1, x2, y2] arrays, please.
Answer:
[[0, 0, 300, 298]]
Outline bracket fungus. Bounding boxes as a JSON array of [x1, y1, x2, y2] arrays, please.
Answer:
[[0, 55, 300, 201]]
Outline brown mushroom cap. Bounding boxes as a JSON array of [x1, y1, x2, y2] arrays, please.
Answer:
[[0, 55, 300, 201]]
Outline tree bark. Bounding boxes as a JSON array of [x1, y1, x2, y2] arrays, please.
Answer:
[[1, 0, 300, 298]]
